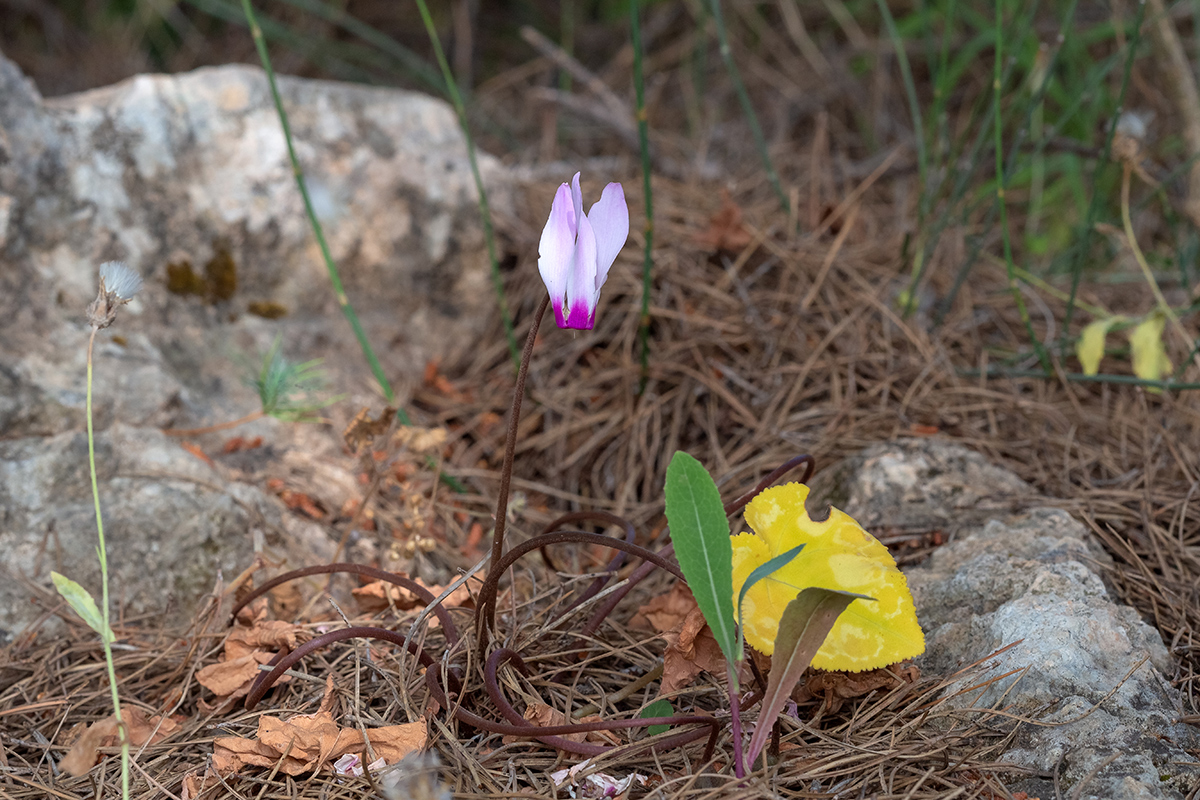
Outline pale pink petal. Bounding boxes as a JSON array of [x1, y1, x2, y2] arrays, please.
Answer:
[[570, 173, 584, 235], [538, 183, 577, 327], [563, 211, 599, 329], [586, 183, 629, 291]]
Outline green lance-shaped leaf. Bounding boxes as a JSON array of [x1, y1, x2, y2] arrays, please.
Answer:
[[664, 451, 738, 665], [51, 571, 114, 643], [744, 587, 874, 768], [1076, 316, 1123, 376], [736, 543, 806, 657], [639, 698, 674, 737]]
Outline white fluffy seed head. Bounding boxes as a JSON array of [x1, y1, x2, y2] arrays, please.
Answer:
[[99, 261, 143, 300]]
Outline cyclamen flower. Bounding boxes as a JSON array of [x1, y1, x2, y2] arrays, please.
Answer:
[[537, 173, 629, 329]]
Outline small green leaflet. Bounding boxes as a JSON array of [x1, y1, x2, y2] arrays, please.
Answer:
[[736, 543, 806, 658], [744, 587, 874, 767], [51, 572, 114, 643], [639, 698, 674, 736], [664, 452, 738, 665]]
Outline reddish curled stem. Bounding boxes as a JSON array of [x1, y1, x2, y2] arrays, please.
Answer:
[[228, 563, 460, 647], [240, 630, 716, 762], [485, 648, 718, 759], [580, 455, 816, 637], [722, 454, 815, 516], [476, 531, 686, 649], [243, 625, 459, 711], [483, 295, 549, 640], [537, 511, 637, 611]]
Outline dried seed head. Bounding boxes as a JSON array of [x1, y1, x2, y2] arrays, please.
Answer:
[[1113, 110, 1152, 166], [99, 261, 143, 300], [87, 261, 142, 329]]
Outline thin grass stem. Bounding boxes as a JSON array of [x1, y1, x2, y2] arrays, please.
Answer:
[[1062, 1, 1145, 348], [1120, 162, 1200, 372], [239, 0, 398, 408], [706, 0, 789, 215], [993, 1, 1049, 372], [274, 0, 444, 91], [86, 328, 130, 800], [413, 0, 520, 372], [630, 0, 655, 391], [239, 0, 467, 493], [874, 0, 927, 194]]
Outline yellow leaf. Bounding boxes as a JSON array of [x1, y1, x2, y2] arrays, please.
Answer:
[[1128, 313, 1173, 383], [731, 483, 924, 672], [1076, 317, 1122, 376]]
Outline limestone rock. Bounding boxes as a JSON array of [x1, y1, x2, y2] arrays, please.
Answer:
[[818, 439, 1199, 800], [808, 437, 1032, 533], [0, 424, 335, 642], [0, 48, 507, 637]]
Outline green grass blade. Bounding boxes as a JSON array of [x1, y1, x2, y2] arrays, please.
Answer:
[[240, 0, 397, 405], [874, 0, 926, 196], [706, 0, 789, 215], [239, 0, 474, 492], [413, 0, 520, 372], [1062, 1, 1145, 350], [994, 1, 1048, 372], [630, 0, 655, 391]]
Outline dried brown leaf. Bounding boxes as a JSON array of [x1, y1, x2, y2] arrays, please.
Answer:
[[212, 711, 426, 776], [58, 708, 182, 777]]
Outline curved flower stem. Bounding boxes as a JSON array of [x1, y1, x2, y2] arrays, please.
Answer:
[[228, 562, 461, 647], [537, 511, 636, 611], [480, 295, 549, 640], [580, 455, 815, 638], [485, 648, 719, 758], [477, 530, 685, 649], [243, 625, 455, 711], [728, 668, 744, 778]]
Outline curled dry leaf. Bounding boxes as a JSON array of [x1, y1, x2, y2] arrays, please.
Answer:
[[392, 426, 449, 455], [211, 710, 427, 776], [197, 619, 302, 701], [181, 767, 220, 800], [791, 663, 921, 715], [631, 580, 697, 633], [351, 576, 479, 625], [343, 406, 397, 453], [59, 708, 183, 777], [636, 582, 748, 695], [695, 189, 754, 252], [661, 605, 734, 695]]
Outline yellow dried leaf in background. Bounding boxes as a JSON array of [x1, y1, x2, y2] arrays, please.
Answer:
[[1076, 317, 1122, 376], [1128, 313, 1173, 383]]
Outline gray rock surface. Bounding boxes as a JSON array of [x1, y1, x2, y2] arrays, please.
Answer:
[[0, 49, 507, 638], [814, 438, 1199, 800], [0, 424, 335, 639]]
